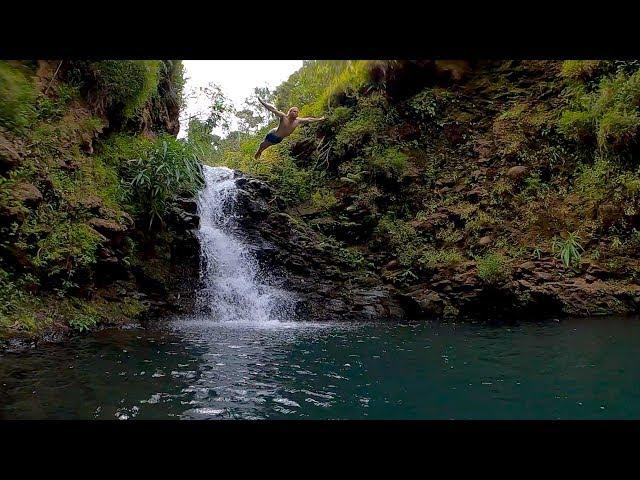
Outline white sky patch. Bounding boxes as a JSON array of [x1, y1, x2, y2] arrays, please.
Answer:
[[178, 60, 303, 138]]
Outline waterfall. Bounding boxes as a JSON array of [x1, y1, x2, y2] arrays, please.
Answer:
[[193, 165, 295, 323]]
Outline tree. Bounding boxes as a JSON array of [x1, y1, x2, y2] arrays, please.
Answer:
[[181, 82, 233, 139], [235, 86, 277, 133]]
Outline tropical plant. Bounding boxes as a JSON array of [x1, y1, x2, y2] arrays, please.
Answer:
[[552, 231, 584, 268], [124, 135, 204, 228]]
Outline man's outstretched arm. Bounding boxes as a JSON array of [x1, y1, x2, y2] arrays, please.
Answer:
[[258, 98, 286, 117], [298, 116, 326, 124]]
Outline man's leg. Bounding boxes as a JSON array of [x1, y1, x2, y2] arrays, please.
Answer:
[[254, 140, 273, 159]]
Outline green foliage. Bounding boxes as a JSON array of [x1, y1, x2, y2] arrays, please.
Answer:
[[116, 135, 204, 227], [407, 88, 450, 121], [368, 147, 409, 177], [158, 60, 186, 109], [558, 110, 596, 141], [559, 68, 640, 151], [311, 188, 338, 210], [561, 60, 603, 82], [35, 83, 80, 121], [476, 252, 511, 284], [552, 231, 584, 268], [34, 223, 104, 276], [275, 60, 377, 117], [376, 215, 416, 249], [574, 157, 640, 207], [0, 61, 36, 131], [327, 106, 353, 128], [418, 248, 463, 270], [597, 109, 640, 149], [334, 94, 388, 156], [92, 60, 161, 118], [574, 158, 613, 202], [68, 311, 99, 332]]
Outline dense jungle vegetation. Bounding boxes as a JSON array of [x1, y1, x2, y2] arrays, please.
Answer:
[[200, 60, 640, 318], [3, 59, 640, 343], [0, 60, 202, 340]]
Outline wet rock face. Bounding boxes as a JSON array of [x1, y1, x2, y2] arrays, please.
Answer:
[[226, 170, 640, 323], [230, 173, 407, 322]]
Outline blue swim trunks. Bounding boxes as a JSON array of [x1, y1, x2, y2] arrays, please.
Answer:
[[265, 131, 283, 144]]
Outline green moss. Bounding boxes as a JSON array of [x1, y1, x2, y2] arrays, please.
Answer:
[[368, 147, 409, 177], [558, 109, 596, 141], [33, 222, 104, 276], [476, 252, 511, 284], [311, 188, 338, 210], [418, 248, 463, 270], [559, 68, 640, 152], [561, 60, 602, 82], [92, 60, 161, 118], [0, 61, 37, 131], [597, 109, 640, 149]]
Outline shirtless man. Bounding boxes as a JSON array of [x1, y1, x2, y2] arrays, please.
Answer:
[[254, 98, 326, 159]]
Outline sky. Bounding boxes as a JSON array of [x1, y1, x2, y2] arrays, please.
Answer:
[[178, 60, 303, 138]]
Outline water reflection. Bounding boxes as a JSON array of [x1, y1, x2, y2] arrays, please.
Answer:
[[2, 316, 640, 419]]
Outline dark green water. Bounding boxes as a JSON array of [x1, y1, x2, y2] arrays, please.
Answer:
[[2, 316, 640, 419]]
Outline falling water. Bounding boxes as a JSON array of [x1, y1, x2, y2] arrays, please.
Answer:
[[193, 165, 295, 323]]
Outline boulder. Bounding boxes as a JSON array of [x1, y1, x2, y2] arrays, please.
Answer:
[[88, 218, 126, 237], [176, 197, 198, 214], [399, 288, 444, 317], [478, 235, 492, 247], [11, 182, 43, 207], [0, 136, 21, 173], [507, 165, 527, 181]]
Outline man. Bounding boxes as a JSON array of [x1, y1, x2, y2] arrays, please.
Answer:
[[254, 98, 326, 159]]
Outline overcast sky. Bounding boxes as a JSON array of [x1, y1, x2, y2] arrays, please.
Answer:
[[178, 60, 303, 137]]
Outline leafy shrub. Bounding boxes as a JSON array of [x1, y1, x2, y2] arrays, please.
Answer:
[[407, 88, 450, 121], [597, 109, 640, 149], [559, 68, 640, 151], [476, 252, 511, 284], [34, 223, 104, 277], [0, 61, 36, 131], [574, 158, 613, 202], [552, 231, 584, 268], [561, 60, 603, 82], [91, 60, 161, 118], [337, 246, 371, 270], [368, 147, 409, 177], [375, 215, 417, 251], [419, 248, 463, 270], [311, 188, 338, 210], [334, 101, 386, 156], [122, 135, 204, 227], [68, 312, 99, 333], [558, 110, 596, 141]]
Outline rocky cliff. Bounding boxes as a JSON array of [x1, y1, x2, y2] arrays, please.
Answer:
[[213, 60, 640, 321], [0, 60, 201, 346]]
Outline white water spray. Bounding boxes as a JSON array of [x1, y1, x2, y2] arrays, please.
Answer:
[[194, 165, 295, 323]]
